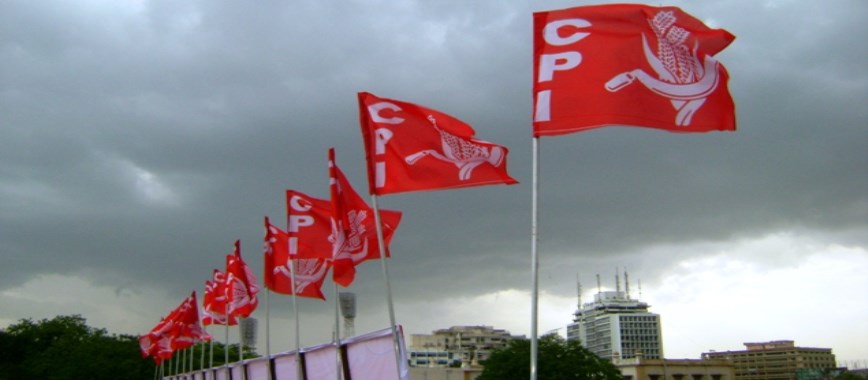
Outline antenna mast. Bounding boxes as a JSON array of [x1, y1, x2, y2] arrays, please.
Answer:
[[615, 267, 621, 293], [625, 269, 631, 299], [576, 274, 583, 310]]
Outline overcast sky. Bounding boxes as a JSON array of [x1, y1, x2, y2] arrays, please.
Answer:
[[2, 0, 866, 365]]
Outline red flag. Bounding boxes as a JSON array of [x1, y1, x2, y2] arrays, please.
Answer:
[[285, 191, 334, 259], [264, 216, 330, 300], [170, 292, 211, 351], [358, 92, 517, 195], [142, 292, 211, 361], [202, 269, 237, 326], [328, 148, 402, 287], [533, 4, 735, 136], [226, 241, 260, 318]]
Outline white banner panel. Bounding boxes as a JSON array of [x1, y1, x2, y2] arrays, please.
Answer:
[[273, 352, 301, 380], [246, 358, 270, 380], [303, 343, 339, 380]]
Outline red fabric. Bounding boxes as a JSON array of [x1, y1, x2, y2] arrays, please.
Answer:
[[141, 292, 210, 361], [532, 4, 735, 136], [170, 292, 210, 351], [264, 216, 330, 300], [358, 92, 517, 195], [285, 190, 335, 259], [202, 269, 237, 326], [225, 241, 260, 318], [328, 148, 402, 287]]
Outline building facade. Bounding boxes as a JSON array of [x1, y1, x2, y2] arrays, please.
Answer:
[[614, 356, 736, 380], [701, 340, 838, 380], [568, 285, 664, 360], [408, 325, 523, 368]]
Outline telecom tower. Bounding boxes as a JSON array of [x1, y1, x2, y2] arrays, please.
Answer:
[[567, 270, 663, 360]]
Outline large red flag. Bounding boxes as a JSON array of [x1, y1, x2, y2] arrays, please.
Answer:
[[202, 269, 237, 326], [358, 92, 518, 195], [533, 4, 735, 136], [263, 216, 330, 300], [328, 148, 402, 287], [226, 240, 259, 318]]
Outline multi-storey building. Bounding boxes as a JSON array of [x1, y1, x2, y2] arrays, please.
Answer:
[[567, 275, 664, 360], [614, 355, 736, 380], [408, 325, 523, 367], [701, 340, 838, 380]]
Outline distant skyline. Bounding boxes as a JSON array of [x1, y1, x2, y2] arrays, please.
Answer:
[[1, 0, 866, 365]]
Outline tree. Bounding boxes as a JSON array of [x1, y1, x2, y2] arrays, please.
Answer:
[[478, 335, 623, 380], [0, 315, 154, 380]]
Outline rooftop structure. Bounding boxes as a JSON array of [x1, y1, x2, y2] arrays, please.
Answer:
[[568, 272, 664, 360]]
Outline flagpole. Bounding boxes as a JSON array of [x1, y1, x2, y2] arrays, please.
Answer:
[[209, 326, 214, 369], [333, 281, 343, 380], [286, 214, 304, 380], [200, 339, 206, 371], [265, 289, 273, 380], [371, 194, 403, 380], [266, 288, 271, 358], [238, 316, 245, 380], [224, 321, 229, 372], [530, 136, 540, 380]]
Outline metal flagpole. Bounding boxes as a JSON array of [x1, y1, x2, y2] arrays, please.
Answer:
[[238, 316, 245, 380], [370, 194, 403, 380], [266, 289, 270, 357], [209, 325, 214, 369], [224, 321, 229, 371], [265, 289, 273, 380], [333, 281, 343, 380], [200, 339, 205, 371], [530, 136, 540, 380], [286, 213, 303, 380], [290, 256, 304, 380]]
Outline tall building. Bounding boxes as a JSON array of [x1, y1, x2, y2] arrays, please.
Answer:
[[702, 340, 838, 380], [567, 273, 664, 360]]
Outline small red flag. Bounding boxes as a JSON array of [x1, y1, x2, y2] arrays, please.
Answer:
[[225, 241, 259, 318], [170, 292, 210, 351], [285, 190, 335, 260], [328, 148, 402, 287], [263, 216, 330, 300], [533, 4, 735, 135], [202, 269, 237, 326], [358, 92, 517, 195]]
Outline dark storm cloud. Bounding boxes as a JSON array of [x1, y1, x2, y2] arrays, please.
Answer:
[[1, 0, 865, 340]]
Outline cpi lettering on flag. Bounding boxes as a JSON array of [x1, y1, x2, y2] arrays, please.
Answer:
[[358, 92, 517, 195], [533, 4, 736, 135]]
